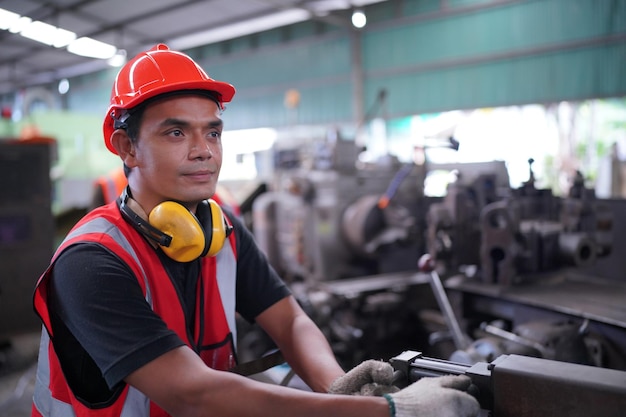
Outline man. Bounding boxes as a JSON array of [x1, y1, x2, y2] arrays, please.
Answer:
[[32, 44, 479, 417]]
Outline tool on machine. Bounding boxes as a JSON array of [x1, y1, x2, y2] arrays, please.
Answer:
[[389, 350, 626, 417]]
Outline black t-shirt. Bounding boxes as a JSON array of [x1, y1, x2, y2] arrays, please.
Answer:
[[48, 209, 290, 404]]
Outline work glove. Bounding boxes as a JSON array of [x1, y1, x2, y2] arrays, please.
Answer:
[[383, 375, 480, 417], [328, 360, 400, 396]]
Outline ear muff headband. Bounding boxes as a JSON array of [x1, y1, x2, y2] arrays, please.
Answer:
[[206, 199, 229, 257], [120, 189, 173, 247]]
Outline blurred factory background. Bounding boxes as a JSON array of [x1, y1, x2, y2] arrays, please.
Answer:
[[1, 0, 626, 415]]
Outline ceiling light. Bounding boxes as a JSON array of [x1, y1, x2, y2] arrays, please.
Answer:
[[351, 9, 366, 28], [2, 5, 116, 61], [169, 9, 310, 50], [52, 28, 77, 48], [107, 49, 127, 67], [11, 18, 76, 48], [67, 37, 117, 59], [0, 8, 19, 30], [0, 7, 77, 48], [0, 7, 76, 49], [58, 78, 70, 95], [9, 16, 31, 33], [20, 20, 57, 45]]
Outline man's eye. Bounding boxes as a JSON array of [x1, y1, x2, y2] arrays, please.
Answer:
[[169, 129, 184, 136]]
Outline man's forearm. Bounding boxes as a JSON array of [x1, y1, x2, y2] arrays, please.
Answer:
[[255, 296, 346, 392], [278, 312, 346, 392]]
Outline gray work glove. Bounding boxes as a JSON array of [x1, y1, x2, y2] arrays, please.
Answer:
[[384, 375, 480, 417], [328, 360, 400, 396]]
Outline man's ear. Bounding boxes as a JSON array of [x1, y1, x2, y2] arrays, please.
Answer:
[[111, 129, 137, 166]]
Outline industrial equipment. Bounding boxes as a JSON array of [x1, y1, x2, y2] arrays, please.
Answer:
[[390, 350, 626, 417], [431, 161, 626, 371], [0, 137, 56, 340], [253, 138, 429, 283], [248, 136, 438, 367], [247, 134, 626, 373]]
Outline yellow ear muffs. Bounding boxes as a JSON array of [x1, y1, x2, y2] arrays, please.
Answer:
[[119, 186, 232, 262], [205, 199, 228, 257], [149, 201, 207, 263]]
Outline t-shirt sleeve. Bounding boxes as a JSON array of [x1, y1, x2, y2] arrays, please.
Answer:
[[49, 243, 185, 393], [229, 212, 291, 322]]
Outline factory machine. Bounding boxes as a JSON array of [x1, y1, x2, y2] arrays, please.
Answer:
[[426, 158, 626, 373], [247, 135, 440, 366], [0, 137, 56, 339], [246, 134, 626, 383]]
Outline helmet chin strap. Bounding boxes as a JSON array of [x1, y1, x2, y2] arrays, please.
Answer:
[[112, 109, 131, 130]]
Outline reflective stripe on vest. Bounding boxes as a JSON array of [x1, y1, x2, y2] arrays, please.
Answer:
[[33, 330, 149, 417]]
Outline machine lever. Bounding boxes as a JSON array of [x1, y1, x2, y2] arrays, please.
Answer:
[[418, 254, 470, 351]]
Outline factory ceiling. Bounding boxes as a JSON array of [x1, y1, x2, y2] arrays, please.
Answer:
[[0, 0, 382, 96]]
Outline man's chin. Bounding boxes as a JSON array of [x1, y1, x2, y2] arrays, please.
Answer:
[[192, 190, 217, 203]]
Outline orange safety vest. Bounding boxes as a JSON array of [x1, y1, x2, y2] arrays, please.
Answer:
[[94, 167, 128, 205], [32, 202, 238, 417]]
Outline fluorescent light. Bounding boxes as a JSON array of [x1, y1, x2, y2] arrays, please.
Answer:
[[308, 0, 351, 14], [107, 49, 127, 67], [9, 16, 31, 33], [169, 9, 310, 50], [13, 18, 76, 47], [67, 37, 117, 59], [0, 8, 20, 30], [0, 7, 111, 60], [53, 28, 77, 48], [20, 20, 57, 45]]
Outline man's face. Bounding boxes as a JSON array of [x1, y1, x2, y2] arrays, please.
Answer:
[[128, 94, 223, 211]]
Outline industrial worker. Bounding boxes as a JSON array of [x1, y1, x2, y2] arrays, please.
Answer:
[[31, 44, 480, 417], [90, 165, 128, 209]]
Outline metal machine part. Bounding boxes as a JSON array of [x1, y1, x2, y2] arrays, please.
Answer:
[[341, 194, 417, 258], [253, 152, 427, 282], [446, 268, 626, 371], [479, 201, 604, 285], [297, 272, 433, 369], [390, 350, 626, 417], [476, 163, 613, 285], [450, 319, 594, 366], [418, 254, 471, 351], [426, 173, 501, 274], [427, 159, 614, 285]]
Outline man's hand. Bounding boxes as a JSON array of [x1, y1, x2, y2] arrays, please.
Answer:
[[328, 360, 400, 396], [384, 374, 480, 417]]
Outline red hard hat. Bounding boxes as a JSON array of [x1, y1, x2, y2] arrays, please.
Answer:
[[103, 44, 236, 155]]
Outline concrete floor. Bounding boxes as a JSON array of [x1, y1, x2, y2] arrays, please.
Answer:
[[0, 331, 40, 417]]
